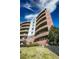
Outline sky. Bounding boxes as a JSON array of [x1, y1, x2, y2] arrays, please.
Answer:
[[20, 0, 59, 27]]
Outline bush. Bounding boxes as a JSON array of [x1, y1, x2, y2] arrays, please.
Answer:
[[48, 26, 59, 46], [26, 42, 39, 47]]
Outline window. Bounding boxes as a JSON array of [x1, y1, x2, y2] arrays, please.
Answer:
[[32, 28, 34, 30], [31, 32, 33, 34], [32, 25, 34, 26]]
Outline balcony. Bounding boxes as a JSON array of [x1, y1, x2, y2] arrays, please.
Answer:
[[36, 25, 48, 34], [20, 39, 25, 42], [20, 24, 30, 27], [20, 30, 28, 33], [35, 32, 48, 40], [20, 26, 29, 29], [36, 21, 47, 30], [36, 20, 47, 28], [36, 9, 46, 18], [20, 34, 28, 37], [20, 28, 29, 30], [20, 22, 30, 25], [36, 12, 46, 21], [36, 16, 46, 25]]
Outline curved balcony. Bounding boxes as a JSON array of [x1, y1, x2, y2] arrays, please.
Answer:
[[20, 36, 27, 39], [20, 34, 28, 37], [21, 22, 30, 24], [36, 12, 45, 21], [36, 9, 46, 19], [20, 26, 29, 29], [20, 30, 28, 33], [36, 25, 48, 34], [20, 38, 26, 41], [20, 39, 24, 42], [21, 24, 30, 27], [20, 22, 30, 25], [21, 25, 30, 27], [20, 28, 29, 30], [34, 35, 48, 42], [20, 31, 28, 34], [35, 32, 48, 40], [35, 27, 48, 36], [36, 21, 47, 30], [36, 20, 47, 28], [36, 16, 46, 25]]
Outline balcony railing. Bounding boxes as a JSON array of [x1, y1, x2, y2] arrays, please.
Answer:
[[20, 24, 30, 27], [20, 34, 28, 36], [20, 39, 24, 42], [36, 12, 45, 21], [20, 27, 29, 29], [36, 9, 46, 18], [20, 28, 29, 30], [36, 16, 46, 25], [36, 21, 47, 30], [20, 30, 28, 33], [35, 32, 48, 40], [36, 25, 48, 33], [20, 22, 30, 25], [36, 20, 47, 28]]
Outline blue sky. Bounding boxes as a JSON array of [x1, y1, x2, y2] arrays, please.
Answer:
[[20, 0, 59, 27]]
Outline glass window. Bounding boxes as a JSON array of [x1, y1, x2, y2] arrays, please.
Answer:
[[32, 28, 34, 30], [33, 22, 34, 23], [31, 32, 33, 34]]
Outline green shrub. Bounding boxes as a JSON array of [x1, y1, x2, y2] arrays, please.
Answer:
[[26, 42, 39, 47], [48, 26, 59, 46]]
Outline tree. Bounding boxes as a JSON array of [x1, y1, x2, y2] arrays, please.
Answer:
[[48, 26, 59, 46]]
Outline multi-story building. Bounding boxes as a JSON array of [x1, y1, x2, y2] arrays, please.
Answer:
[[20, 9, 53, 46], [34, 9, 53, 45], [20, 21, 30, 46]]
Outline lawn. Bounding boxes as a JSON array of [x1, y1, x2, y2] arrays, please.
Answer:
[[20, 46, 58, 59]]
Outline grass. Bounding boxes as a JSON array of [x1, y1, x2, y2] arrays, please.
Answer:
[[20, 46, 58, 59]]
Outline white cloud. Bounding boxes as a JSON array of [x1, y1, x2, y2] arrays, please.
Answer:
[[23, 0, 58, 21], [21, 0, 58, 13], [22, 3, 34, 12], [25, 14, 37, 21], [38, 0, 58, 13]]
